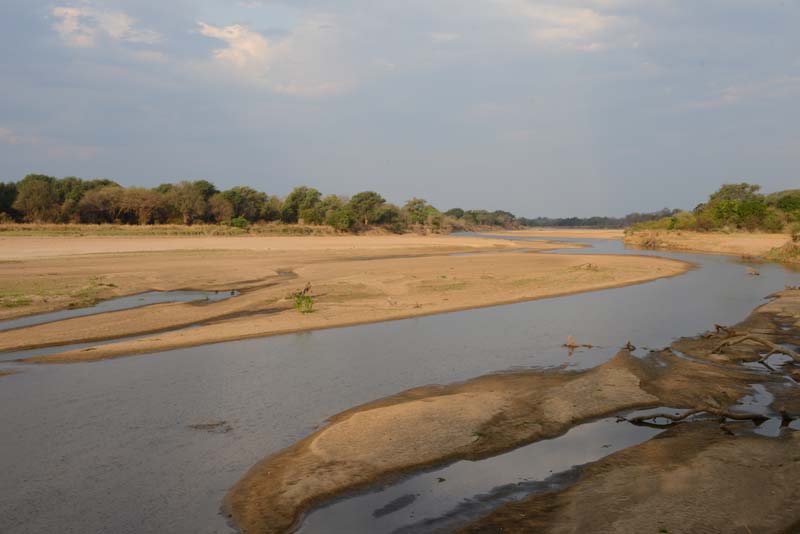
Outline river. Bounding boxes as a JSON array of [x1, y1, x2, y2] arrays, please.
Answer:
[[0, 236, 798, 534]]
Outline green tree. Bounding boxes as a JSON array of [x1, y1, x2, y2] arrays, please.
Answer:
[[122, 188, 162, 224], [192, 180, 218, 200], [445, 208, 464, 219], [347, 191, 385, 226], [708, 183, 763, 204], [208, 193, 234, 223], [168, 181, 207, 225], [78, 186, 126, 223], [13, 174, 59, 222], [281, 186, 322, 223], [222, 186, 269, 221], [327, 206, 356, 231], [402, 198, 435, 225], [0, 182, 18, 217], [777, 195, 800, 213]]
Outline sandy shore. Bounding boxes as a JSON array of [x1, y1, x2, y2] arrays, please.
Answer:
[[0, 234, 690, 362], [223, 289, 800, 534], [483, 228, 624, 240], [624, 230, 791, 257]]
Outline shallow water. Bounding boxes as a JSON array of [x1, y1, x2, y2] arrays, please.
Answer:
[[1, 237, 799, 534], [0, 290, 238, 332]]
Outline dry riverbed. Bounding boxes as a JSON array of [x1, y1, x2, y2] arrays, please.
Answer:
[[0, 234, 689, 362], [224, 289, 800, 534]]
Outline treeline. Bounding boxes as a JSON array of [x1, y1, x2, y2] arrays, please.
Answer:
[[632, 183, 800, 233], [0, 174, 521, 233], [519, 208, 679, 229]]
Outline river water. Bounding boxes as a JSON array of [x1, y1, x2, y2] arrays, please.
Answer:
[[0, 236, 798, 534]]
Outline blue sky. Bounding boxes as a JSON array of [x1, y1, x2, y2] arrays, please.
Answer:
[[1, 0, 798, 216]]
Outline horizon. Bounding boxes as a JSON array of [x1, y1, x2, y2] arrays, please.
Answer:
[[2, 1, 799, 217]]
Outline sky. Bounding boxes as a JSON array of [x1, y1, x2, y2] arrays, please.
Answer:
[[1, 0, 798, 217]]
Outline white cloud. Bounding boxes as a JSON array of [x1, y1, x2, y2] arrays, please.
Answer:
[[494, 0, 635, 51], [52, 5, 161, 48], [198, 22, 273, 69], [197, 18, 355, 96]]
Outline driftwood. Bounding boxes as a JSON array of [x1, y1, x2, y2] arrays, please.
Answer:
[[713, 333, 800, 364], [563, 336, 593, 355]]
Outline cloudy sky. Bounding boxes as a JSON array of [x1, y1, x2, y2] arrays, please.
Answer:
[[1, 0, 798, 216]]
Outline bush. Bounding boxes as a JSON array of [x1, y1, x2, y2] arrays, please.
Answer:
[[230, 216, 249, 229], [791, 222, 800, 242], [293, 293, 314, 313], [762, 208, 785, 233]]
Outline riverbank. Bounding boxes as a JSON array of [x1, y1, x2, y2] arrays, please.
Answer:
[[224, 289, 800, 534], [0, 234, 690, 362], [624, 229, 792, 259]]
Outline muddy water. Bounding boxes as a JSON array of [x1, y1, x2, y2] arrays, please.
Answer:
[[1, 238, 799, 534]]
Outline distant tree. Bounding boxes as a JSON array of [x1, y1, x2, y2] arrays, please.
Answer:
[[281, 186, 322, 223], [327, 206, 356, 231], [13, 174, 60, 222], [222, 186, 269, 221], [347, 191, 385, 226], [777, 194, 800, 213], [708, 183, 763, 204], [208, 193, 234, 223], [402, 198, 437, 225], [123, 188, 162, 224], [154, 183, 174, 195], [0, 182, 18, 218], [445, 208, 464, 219], [168, 181, 207, 225], [263, 195, 282, 222], [192, 180, 219, 201], [78, 186, 126, 223]]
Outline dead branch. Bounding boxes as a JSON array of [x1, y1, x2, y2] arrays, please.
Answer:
[[713, 334, 800, 364]]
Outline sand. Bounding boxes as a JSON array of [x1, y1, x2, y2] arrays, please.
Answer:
[[624, 230, 791, 257], [0, 234, 690, 362]]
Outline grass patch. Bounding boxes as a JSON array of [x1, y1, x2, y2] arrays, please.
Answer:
[[0, 223, 340, 237], [0, 296, 32, 308], [766, 241, 800, 264], [291, 290, 315, 313]]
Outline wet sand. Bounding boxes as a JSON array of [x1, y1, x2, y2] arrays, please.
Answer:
[[0, 235, 690, 362], [624, 230, 791, 257], [223, 289, 800, 534]]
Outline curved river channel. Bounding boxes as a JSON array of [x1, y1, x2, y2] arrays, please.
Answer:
[[1, 236, 799, 534]]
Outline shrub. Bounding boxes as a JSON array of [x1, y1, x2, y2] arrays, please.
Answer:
[[791, 222, 800, 242], [230, 216, 249, 229], [762, 208, 785, 233], [293, 293, 314, 313]]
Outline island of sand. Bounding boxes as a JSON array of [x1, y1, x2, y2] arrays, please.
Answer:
[[0, 232, 690, 363]]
